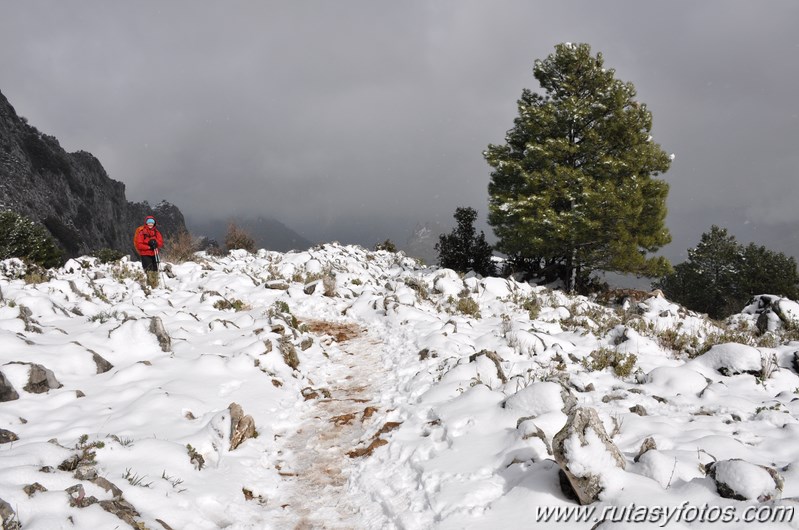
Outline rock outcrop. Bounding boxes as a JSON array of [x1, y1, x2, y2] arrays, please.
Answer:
[[0, 89, 187, 257]]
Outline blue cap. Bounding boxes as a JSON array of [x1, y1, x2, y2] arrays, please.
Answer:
[[146, 219, 155, 224]]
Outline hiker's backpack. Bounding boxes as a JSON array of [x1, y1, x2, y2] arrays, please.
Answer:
[[133, 226, 145, 254]]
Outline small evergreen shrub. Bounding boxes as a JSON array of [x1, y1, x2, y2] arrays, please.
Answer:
[[0, 210, 64, 268]]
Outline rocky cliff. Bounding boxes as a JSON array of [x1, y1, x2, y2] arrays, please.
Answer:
[[0, 89, 186, 257]]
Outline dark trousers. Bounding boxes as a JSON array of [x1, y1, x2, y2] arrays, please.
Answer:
[[141, 255, 158, 272]]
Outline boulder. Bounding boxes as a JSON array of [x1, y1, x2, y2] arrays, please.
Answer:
[[0, 429, 18, 444], [743, 295, 799, 334], [552, 407, 626, 505], [22, 363, 62, 393], [634, 436, 657, 463], [0, 371, 19, 402]]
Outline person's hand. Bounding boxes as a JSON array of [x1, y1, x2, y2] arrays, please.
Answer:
[[148, 239, 158, 249]]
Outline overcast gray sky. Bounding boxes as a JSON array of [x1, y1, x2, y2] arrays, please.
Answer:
[[1, 1, 798, 263]]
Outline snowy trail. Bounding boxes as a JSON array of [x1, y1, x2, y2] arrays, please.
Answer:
[[271, 323, 393, 529]]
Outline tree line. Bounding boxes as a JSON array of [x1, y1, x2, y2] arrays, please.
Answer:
[[435, 42, 797, 318]]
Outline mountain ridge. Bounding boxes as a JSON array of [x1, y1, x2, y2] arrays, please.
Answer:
[[0, 89, 187, 257]]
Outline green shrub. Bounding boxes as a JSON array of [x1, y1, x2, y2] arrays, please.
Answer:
[[0, 210, 64, 268]]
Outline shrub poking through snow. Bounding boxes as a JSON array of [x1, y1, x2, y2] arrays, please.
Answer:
[[23, 264, 50, 284], [455, 295, 481, 319], [213, 298, 246, 311], [186, 444, 204, 470], [224, 222, 256, 253], [163, 228, 197, 263], [123, 468, 153, 488], [581, 348, 637, 377]]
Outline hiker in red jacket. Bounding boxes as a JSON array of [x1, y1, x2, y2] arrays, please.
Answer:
[[134, 215, 164, 286]]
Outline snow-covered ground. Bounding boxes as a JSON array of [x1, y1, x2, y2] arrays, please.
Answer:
[[1, 244, 799, 529]]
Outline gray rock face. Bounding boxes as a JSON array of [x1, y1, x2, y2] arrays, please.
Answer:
[[552, 407, 626, 505], [0, 89, 187, 257]]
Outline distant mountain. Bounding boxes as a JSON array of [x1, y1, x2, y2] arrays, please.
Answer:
[[0, 89, 187, 257], [188, 215, 312, 253]]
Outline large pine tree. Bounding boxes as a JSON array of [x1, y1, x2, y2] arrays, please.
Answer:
[[486, 43, 672, 291]]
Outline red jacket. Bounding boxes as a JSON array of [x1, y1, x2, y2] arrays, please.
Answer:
[[134, 216, 164, 256]]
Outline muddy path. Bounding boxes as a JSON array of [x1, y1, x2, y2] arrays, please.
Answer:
[[271, 321, 392, 529]]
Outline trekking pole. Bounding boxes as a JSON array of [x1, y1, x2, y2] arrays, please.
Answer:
[[154, 248, 167, 288]]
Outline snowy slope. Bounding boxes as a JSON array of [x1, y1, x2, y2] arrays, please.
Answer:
[[1, 244, 799, 529]]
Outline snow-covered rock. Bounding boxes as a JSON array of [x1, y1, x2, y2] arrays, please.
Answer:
[[552, 407, 626, 505], [688, 342, 762, 376], [743, 294, 799, 334], [707, 459, 783, 501], [503, 381, 564, 417]]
